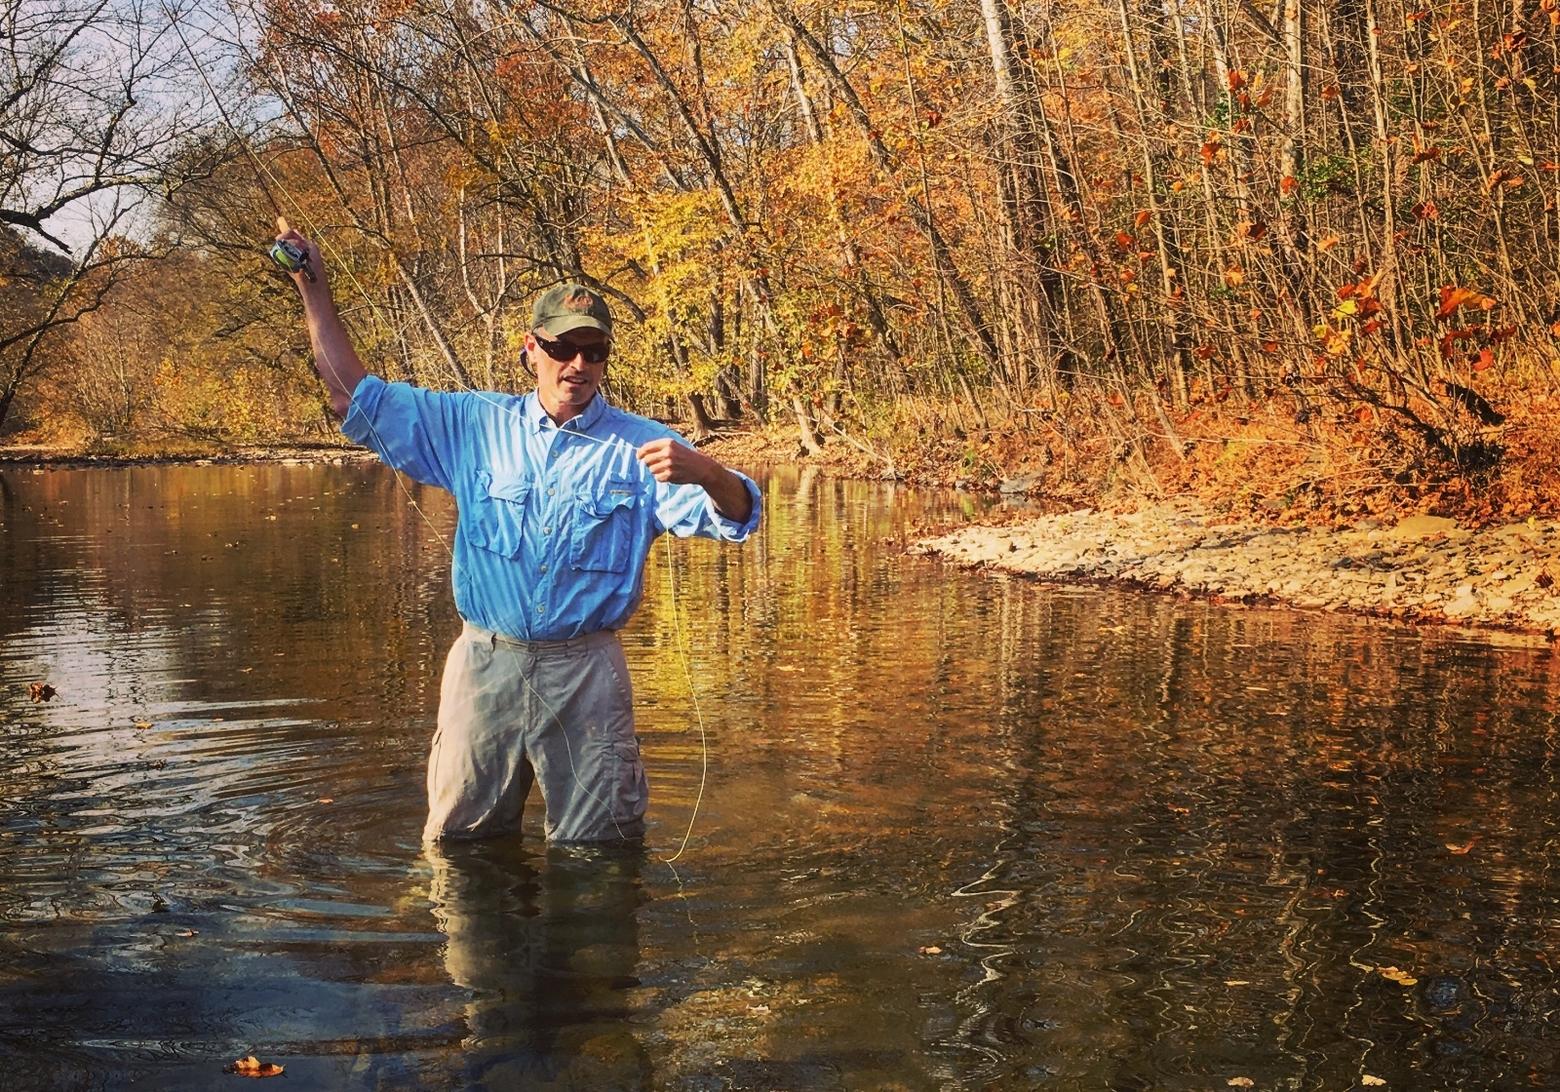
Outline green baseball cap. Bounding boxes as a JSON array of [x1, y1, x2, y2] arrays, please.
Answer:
[[532, 283, 613, 339]]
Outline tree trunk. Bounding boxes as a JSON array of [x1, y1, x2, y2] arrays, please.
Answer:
[[769, 0, 1001, 369]]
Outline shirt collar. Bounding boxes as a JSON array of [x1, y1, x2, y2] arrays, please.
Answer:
[[525, 390, 610, 435]]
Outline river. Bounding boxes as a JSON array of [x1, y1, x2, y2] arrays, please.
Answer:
[[2, 463, 1559, 1090]]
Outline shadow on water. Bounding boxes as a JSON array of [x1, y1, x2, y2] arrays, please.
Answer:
[[3, 462, 1560, 1089]]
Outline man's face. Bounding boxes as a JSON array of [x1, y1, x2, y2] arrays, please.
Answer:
[[530, 328, 609, 422]]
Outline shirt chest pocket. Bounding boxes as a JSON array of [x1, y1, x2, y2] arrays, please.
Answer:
[[571, 478, 640, 574], [467, 470, 531, 558]]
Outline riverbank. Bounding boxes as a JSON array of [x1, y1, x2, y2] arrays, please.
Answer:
[[914, 500, 1560, 640], [0, 443, 377, 470], [13, 423, 1560, 641]]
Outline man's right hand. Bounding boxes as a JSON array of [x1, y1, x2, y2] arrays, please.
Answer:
[[274, 217, 329, 294]]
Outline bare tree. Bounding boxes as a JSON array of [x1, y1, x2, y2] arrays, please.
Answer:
[[0, 0, 206, 432]]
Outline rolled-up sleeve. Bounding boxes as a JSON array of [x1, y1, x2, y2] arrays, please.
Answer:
[[655, 470, 762, 542], [341, 375, 469, 492]]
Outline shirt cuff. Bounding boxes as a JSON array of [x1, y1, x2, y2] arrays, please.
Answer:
[[708, 473, 762, 540], [339, 373, 384, 445]]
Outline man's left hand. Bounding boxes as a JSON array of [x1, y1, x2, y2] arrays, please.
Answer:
[[636, 437, 716, 485], [636, 437, 753, 523]]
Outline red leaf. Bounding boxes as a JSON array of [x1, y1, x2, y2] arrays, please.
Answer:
[[1473, 348, 1494, 371], [1436, 285, 1480, 319], [227, 1056, 285, 1079]]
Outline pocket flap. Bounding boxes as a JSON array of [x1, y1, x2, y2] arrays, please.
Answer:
[[580, 479, 638, 516], [482, 471, 531, 505]]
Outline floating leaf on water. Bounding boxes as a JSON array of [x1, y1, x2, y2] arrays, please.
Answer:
[[1228, 1079, 1255, 1088], [134, 721, 153, 730], [918, 946, 943, 955], [1378, 966, 1419, 986], [1361, 1076, 1386, 1087], [1224, 979, 1251, 986], [174, 929, 197, 938], [318, 797, 335, 805], [227, 1055, 285, 1078], [29, 682, 57, 703], [1445, 840, 1476, 855]]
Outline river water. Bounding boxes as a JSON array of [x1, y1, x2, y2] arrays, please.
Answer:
[[2, 463, 1560, 1090]]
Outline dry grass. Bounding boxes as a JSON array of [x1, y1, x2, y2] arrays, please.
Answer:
[[709, 382, 1560, 528]]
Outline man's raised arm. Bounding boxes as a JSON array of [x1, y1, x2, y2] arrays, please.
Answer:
[[275, 219, 366, 418]]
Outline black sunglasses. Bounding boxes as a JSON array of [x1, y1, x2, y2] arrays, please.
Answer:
[[534, 332, 610, 365]]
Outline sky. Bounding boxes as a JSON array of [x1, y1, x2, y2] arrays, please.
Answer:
[[19, 0, 257, 255]]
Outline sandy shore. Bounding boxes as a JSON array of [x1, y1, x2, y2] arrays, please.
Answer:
[[915, 499, 1560, 639]]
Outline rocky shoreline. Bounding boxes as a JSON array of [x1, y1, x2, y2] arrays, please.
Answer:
[[914, 499, 1560, 640]]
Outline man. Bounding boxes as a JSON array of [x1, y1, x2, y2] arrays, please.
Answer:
[[276, 223, 760, 844]]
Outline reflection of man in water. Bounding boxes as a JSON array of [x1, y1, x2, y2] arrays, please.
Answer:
[[427, 841, 651, 1087], [276, 223, 760, 844]]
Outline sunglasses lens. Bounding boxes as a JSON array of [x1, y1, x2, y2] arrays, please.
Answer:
[[539, 335, 608, 364]]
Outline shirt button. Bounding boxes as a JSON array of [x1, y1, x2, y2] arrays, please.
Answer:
[[540, 564, 548, 574], [543, 526, 551, 535], [547, 488, 555, 497]]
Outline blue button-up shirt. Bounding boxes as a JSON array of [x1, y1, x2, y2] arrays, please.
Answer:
[[341, 375, 761, 640]]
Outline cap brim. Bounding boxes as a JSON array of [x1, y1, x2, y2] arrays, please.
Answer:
[[537, 315, 612, 339]]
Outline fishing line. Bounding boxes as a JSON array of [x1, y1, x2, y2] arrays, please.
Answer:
[[530, 424, 712, 865], [161, 1, 453, 556], [163, 1, 718, 861]]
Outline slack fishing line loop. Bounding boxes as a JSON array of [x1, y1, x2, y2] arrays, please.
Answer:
[[163, 0, 713, 863]]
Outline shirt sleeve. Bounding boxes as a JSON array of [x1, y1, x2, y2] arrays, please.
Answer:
[[651, 434, 762, 542], [340, 374, 470, 492]]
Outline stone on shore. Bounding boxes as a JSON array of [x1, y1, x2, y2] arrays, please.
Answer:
[[913, 500, 1560, 638]]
